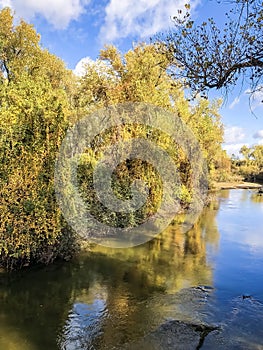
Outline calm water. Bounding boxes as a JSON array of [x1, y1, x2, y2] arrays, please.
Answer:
[[0, 189, 263, 349]]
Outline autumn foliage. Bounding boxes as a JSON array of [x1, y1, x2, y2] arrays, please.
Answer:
[[0, 8, 227, 269]]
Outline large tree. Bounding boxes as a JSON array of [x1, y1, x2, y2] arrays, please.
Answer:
[[76, 43, 224, 173], [73, 44, 226, 232], [0, 8, 77, 269], [160, 0, 263, 100]]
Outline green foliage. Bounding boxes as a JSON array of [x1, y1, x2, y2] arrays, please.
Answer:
[[0, 9, 226, 270], [234, 144, 263, 181], [76, 43, 224, 168], [0, 8, 77, 270], [75, 44, 225, 226]]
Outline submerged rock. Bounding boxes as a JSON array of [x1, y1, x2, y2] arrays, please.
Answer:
[[126, 320, 218, 350]]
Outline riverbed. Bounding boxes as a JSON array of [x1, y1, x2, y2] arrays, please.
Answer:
[[0, 189, 263, 349]]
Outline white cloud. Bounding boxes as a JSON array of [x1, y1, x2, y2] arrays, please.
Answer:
[[253, 130, 263, 139], [229, 97, 240, 110], [100, 0, 200, 43], [223, 126, 246, 157], [73, 56, 96, 76], [0, 0, 90, 29], [224, 126, 245, 144], [0, 0, 11, 7], [253, 130, 263, 145], [223, 143, 248, 157], [73, 56, 112, 77]]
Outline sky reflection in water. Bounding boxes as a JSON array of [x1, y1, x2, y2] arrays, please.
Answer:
[[0, 189, 263, 349]]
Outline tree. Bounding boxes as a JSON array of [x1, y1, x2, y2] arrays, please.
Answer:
[[240, 145, 251, 162], [235, 144, 263, 180], [160, 0, 263, 100], [0, 7, 225, 268], [250, 144, 263, 169], [76, 44, 224, 168], [0, 8, 77, 269], [74, 44, 225, 230], [76, 43, 224, 168]]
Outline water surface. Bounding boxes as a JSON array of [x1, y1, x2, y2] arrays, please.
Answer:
[[0, 189, 263, 349]]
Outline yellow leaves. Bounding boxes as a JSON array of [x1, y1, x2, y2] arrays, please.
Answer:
[[0, 8, 74, 269], [0, 7, 13, 41], [79, 43, 179, 112], [0, 150, 64, 266], [0, 8, 227, 268], [100, 45, 123, 74], [186, 21, 194, 29], [77, 42, 225, 189]]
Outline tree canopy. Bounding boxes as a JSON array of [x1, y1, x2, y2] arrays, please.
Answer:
[[230, 143, 263, 182], [0, 8, 228, 269], [75, 43, 225, 175], [0, 8, 77, 269], [160, 0, 263, 100]]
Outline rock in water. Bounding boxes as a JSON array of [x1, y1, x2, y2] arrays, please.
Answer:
[[126, 320, 218, 350]]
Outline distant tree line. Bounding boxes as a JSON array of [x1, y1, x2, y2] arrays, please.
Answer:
[[232, 144, 263, 181]]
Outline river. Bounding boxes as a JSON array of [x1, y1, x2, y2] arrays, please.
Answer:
[[0, 189, 263, 349]]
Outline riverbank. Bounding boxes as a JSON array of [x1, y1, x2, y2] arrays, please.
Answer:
[[212, 181, 262, 190]]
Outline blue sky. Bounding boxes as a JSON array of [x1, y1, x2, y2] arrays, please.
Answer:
[[0, 0, 262, 156]]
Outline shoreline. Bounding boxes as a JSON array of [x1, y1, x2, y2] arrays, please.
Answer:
[[212, 181, 262, 190]]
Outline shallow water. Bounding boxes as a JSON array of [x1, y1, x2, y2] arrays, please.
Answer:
[[0, 189, 263, 349]]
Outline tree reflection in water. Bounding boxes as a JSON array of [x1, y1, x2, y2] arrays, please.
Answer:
[[0, 197, 221, 350]]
